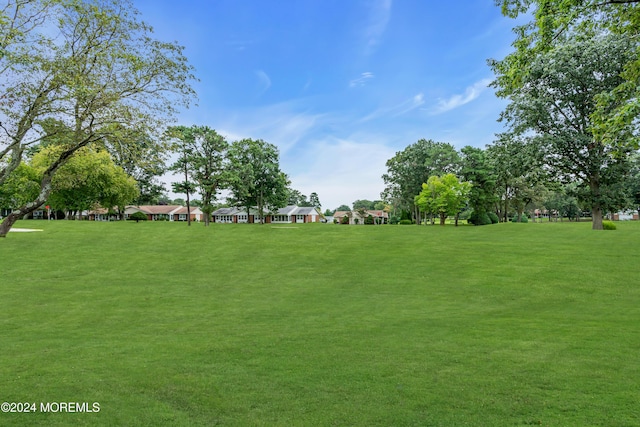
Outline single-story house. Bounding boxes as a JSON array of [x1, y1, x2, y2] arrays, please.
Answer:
[[124, 205, 203, 222], [333, 210, 388, 225], [211, 205, 323, 224], [87, 208, 118, 221], [212, 207, 254, 223], [611, 210, 639, 221]]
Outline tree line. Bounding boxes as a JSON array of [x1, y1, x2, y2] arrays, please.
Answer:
[[382, 1, 640, 229]]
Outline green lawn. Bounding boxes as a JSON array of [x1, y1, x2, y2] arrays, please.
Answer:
[[1, 220, 639, 426]]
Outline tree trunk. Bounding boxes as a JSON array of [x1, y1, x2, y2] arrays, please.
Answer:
[[592, 206, 603, 230], [440, 213, 446, 226], [0, 212, 21, 237], [454, 213, 459, 227], [590, 178, 603, 230]]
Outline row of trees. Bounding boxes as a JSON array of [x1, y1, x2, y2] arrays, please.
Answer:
[[382, 3, 640, 230], [0, 123, 308, 226], [382, 135, 640, 227], [167, 126, 292, 226]]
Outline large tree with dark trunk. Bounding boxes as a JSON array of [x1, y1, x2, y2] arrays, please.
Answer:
[[491, 33, 636, 229]]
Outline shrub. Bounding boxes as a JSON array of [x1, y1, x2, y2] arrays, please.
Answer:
[[458, 210, 471, 221], [468, 211, 491, 226], [364, 214, 374, 225], [129, 212, 148, 222], [512, 214, 528, 223], [354, 218, 359, 225], [399, 219, 412, 225], [488, 212, 499, 224], [602, 220, 617, 230], [340, 215, 349, 225]]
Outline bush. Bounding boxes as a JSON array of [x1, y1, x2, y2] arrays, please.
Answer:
[[399, 219, 412, 225], [468, 211, 491, 226], [458, 210, 472, 221], [364, 214, 374, 225], [340, 215, 349, 225], [487, 212, 499, 224], [129, 212, 148, 222], [512, 214, 528, 223], [602, 220, 617, 230]]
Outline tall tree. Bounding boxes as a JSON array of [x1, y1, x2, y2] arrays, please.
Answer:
[[309, 192, 321, 209], [486, 135, 545, 223], [381, 139, 460, 221], [168, 126, 228, 226], [352, 199, 375, 210], [495, 0, 640, 146], [491, 33, 636, 229], [227, 139, 289, 223], [0, 0, 196, 237], [459, 146, 497, 224], [103, 127, 168, 207], [287, 189, 309, 206], [168, 129, 195, 226]]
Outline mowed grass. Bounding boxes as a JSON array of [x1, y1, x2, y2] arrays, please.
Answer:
[[1, 220, 639, 426]]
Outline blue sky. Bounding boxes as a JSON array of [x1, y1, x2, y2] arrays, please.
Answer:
[[134, 0, 524, 211]]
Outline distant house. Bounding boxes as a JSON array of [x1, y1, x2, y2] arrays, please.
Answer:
[[333, 210, 388, 225], [611, 210, 639, 221], [211, 205, 323, 224], [269, 206, 322, 224], [124, 205, 203, 222], [211, 207, 255, 223], [88, 208, 118, 221]]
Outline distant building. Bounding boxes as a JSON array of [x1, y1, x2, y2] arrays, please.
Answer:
[[211, 205, 323, 224]]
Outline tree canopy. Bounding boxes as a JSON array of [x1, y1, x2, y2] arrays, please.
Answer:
[[491, 33, 637, 229], [227, 139, 289, 223], [381, 139, 460, 219], [0, 0, 196, 236], [415, 174, 471, 226]]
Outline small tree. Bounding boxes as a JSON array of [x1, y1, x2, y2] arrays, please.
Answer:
[[415, 174, 471, 226], [129, 212, 148, 222]]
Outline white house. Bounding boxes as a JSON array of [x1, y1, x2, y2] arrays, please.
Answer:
[[211, 205, 323, 224]]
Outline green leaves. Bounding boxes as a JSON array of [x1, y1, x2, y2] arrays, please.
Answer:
[[415, 174, 471, 225], [227, 138, 289, 223]]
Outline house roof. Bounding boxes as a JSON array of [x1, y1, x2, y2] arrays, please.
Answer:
[[212, 207, 240, 215], [292, 206, 321, 215], [334, 210, 388, 218], [212, 206, 320, 216], [127, 205, 183, 215], [174, 206, 203, 215]]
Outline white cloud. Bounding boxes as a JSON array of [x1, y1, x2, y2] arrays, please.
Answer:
[[433, 78, 492, 114], [287, 135, 395, 211], [363, 0, 392, 55], [255, 69, 271, 95], [359, 92, 425, 122], [392, 92, 425, 116], [349, 71, 375, 88]]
